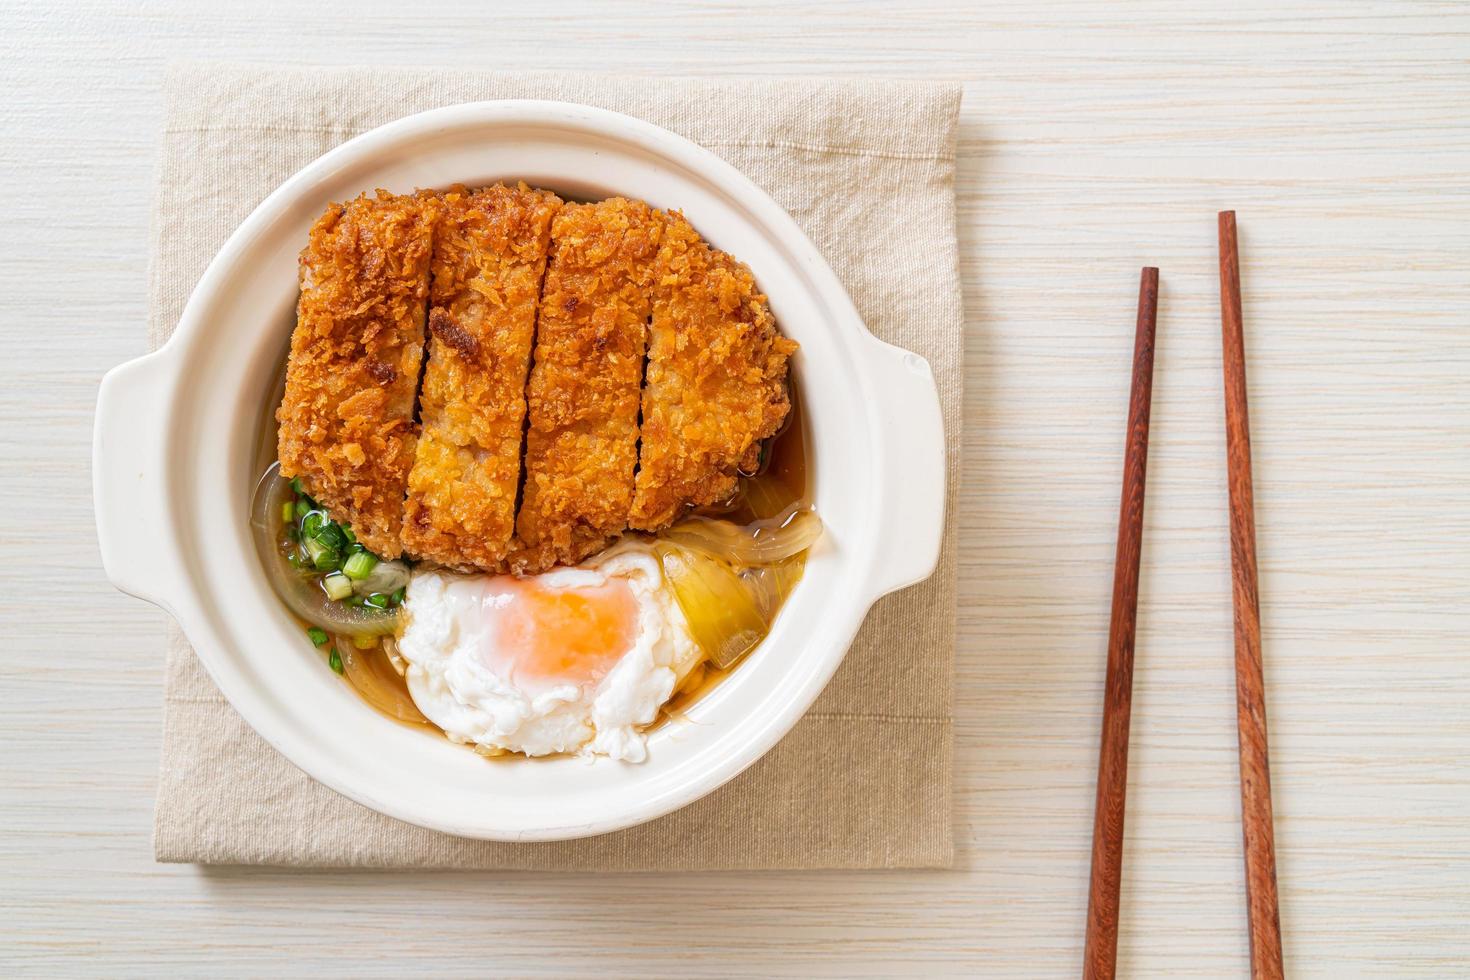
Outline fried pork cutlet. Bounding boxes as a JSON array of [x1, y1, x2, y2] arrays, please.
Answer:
[[276, 191, 436, 559], [628, 212, 798, 530], [509, 198, 663, 573], [401, 183, 562, 569]]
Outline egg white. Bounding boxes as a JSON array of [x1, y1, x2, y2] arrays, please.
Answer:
[[396, 542, 701, 762]]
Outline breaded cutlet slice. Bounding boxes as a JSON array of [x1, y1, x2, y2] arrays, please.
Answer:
[[628, 211, 799, 530], [276, 190, 436, 559], [401, 183, 562, 570], [508, 197, 663, 573]]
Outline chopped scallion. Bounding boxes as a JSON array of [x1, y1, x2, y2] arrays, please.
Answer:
[[282, 501, 296, 525], [289, 476, 304, 495], [322, 572, 353, 601], [342, 551, 378, 580], [342, 525, 357, 546], [390, 587, 406, 605], [303, 537, 339, 571], [328, 648, 343, 674], [366, 593, 389, 608], [294, 499, 310, 522], [315, 524, 348, 552], [306, 626, 329, 647], [302, 511, 324, 537]]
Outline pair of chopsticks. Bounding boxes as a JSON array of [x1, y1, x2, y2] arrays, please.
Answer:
[[1081, 213, 1283, 979]]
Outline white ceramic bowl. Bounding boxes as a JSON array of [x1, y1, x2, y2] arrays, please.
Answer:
[[93, 101, 945, 841]]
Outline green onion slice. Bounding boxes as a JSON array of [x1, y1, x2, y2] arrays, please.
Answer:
[[303, 537, 340, 572], [342, 551, 378, 580], [314, 523, 347, 550], [322, 573, 353, 601]]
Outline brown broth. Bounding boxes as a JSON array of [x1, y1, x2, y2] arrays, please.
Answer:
[[764, 382, 809, 500]]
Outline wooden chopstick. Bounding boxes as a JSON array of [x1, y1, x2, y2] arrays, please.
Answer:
[[1083, 266, 1159, 980], [1218, 211, 1285, 979]]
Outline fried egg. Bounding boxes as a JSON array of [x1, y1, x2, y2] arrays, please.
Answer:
[[396, 542, 701, 762]]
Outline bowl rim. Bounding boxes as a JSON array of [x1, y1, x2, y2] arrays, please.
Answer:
[[94, 100, 946, 840]]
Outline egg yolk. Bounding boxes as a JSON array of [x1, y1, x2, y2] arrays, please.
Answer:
[[491, 578, 641, 687]]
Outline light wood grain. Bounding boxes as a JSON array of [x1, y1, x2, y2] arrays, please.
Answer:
[[2, 0, 1468, 975]]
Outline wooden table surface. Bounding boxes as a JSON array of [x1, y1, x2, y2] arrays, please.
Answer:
[[3, 1, 1467, 975]]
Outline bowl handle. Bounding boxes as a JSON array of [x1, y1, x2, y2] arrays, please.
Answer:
[[93, 349, 180, 613], [860, 337, 948, 597]]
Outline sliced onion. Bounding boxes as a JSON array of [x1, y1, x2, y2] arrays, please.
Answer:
[[656, 543, 767, 669], [741, 556, 803, 620], [660, 505, 822, 567], [351, 559, 410, 598], [249, 463, 399, 638], [381, 634, 408, 677], [653, 482, 819, 669], [739, 472, 801, 521], [335, 635, 429, 725]]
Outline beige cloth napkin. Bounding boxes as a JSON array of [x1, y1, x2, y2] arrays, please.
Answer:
[[151, 63, 962, 870]]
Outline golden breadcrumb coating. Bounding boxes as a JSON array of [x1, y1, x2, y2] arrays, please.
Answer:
[[508, 197, 663, 573], [276, 191, 435, 558], [401, 183, 562, 569], [628, 211, 798, 530], [274, 187, 799, 574]]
